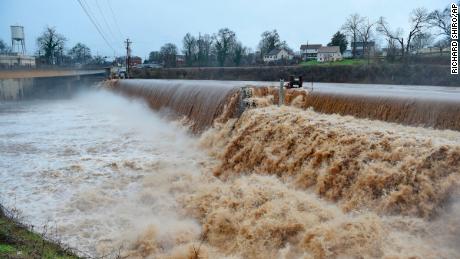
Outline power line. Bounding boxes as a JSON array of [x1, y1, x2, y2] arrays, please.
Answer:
[[76, 0, 118, 55], [106, 0, 124, 39], [83, 0, 122, 56], [95, 0, 120, 43]]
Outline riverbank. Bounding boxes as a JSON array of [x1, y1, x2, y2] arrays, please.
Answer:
[[131, 63, 459, 86], [0, 205, 79, 259]]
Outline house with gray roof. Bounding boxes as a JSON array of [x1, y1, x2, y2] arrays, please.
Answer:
[[317, 46, 342, 62], [263, 48, 294, 63], [351, 41, 376, 57], [300, 44, 322, 60]]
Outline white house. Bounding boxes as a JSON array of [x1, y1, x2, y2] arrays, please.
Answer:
[[300, 44, 322, 60], [263, 49, 294, 62], [317, 46, 342, 62]]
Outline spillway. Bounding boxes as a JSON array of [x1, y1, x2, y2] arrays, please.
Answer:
[[105, 79, 460, 132], [299, 83, 460, 131], [104, 79, 251, 132]]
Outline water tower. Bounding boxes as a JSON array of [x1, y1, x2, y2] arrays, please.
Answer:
[[10, 25, 26, 54]]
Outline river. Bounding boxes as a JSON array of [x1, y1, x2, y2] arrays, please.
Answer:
[[1, 84, 460, 258], [0, 89, 208, 257]]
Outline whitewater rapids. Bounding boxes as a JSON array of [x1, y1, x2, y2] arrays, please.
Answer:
[[0, 88, 460, 258]]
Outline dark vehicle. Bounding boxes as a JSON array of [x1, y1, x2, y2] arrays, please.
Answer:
[[286, 75, 303, 88]]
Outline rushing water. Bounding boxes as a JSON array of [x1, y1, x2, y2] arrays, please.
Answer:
[[1, 83, 460, 258], [0, 89, 209, 257]]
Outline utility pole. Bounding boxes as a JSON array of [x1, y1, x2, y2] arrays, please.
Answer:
[[124, 38, 132, 78]]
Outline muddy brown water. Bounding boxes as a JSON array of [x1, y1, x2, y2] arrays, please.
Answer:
[[1, 80, 460, 258]]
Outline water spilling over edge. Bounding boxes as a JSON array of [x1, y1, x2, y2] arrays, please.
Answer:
[[1, 79, 460, 258]]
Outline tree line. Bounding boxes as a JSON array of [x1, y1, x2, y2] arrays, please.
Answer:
[[0, 2, 453, 67], [148, 29, 294, 67], [150, 2, 453, 67], [0, 26, 108, 66], [35, 27, 108, 65], [338, 3, 452, 60]]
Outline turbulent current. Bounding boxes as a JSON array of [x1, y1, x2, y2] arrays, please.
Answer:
[[1, 81, 460, 258]]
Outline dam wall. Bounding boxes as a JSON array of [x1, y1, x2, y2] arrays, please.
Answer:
[[0, 72, 105, 101], [105, 79, 460, 132]]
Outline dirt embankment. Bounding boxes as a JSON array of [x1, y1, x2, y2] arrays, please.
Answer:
[[132, 64, 459, 87]]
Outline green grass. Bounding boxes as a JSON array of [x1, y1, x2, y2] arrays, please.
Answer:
[[0, 244, 15, 253], [300, 58, 371, 66], [0, 207, 80, 259]]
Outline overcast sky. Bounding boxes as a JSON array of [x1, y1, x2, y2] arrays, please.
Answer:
[[0, 0, 451, 59]]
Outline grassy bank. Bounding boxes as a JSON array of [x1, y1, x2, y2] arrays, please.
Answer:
[[300, 58, 370, 66], [0, 206, 79, 259]]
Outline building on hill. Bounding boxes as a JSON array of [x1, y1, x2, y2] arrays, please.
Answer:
[[342, 49, 353, 58], [317, 46, 342, 62], [263, 48, 294, 63], [175, 54, 185, 66], [114, 56, 142, 67], [300, 44, 322, 60], [129, 56, 142, 67], [351, 41, 376, 57]]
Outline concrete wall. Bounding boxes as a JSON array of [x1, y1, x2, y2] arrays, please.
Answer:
[[0, 73, 104, 101], [0, 78, 34, 100]]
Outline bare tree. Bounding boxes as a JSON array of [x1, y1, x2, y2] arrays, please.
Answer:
[[385, 38, 399, 62], [90, 55, 107, 65], [197, 33, 213, 66], [36, 26, 66, 64], [68, 43, 91, 64], [160, 43, 178, 67], [182, 33, 197, 66], [410, 32, 434, 53], [148, 51, 161, 64], [258, 30, 281, 58], [214, 28, 236, 67], [429, 6, 450, 38], [377, 17, 405, 56], [357, 18, 375, 63], [406, 8, 431, 54], [377, 8, 430, 57], [342, 14, 365, 58], [232, 41, 246, 66]]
